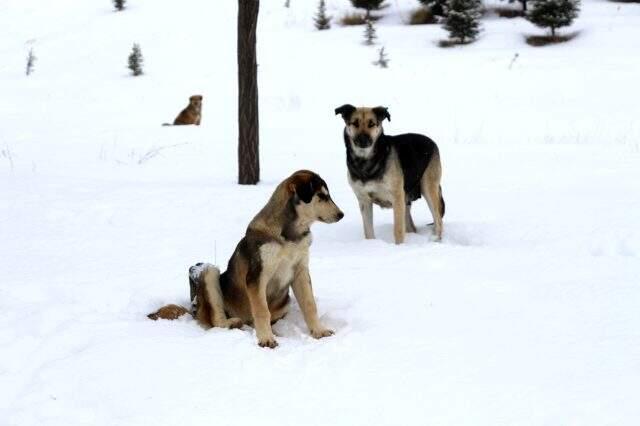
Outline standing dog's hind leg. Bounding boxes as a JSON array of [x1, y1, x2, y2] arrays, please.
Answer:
[[405, 203, 417, 233], [423, 183, 443, 241]]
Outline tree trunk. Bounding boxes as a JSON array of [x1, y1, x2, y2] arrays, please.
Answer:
[[237, 0, 260, 185]]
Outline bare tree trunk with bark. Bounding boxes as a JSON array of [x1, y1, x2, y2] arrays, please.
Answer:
[[237, 0, 260, 185]]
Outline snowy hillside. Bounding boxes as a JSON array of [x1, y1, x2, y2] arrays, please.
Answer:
[[1, 0, 639, 425]]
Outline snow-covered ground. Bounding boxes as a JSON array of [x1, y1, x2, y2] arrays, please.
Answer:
[[1, 0, 639, 425]]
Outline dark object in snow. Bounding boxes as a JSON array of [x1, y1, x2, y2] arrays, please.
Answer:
[[443, 0, 482, 44], [189, 262, 209, 316], [363, 19, 377, 45], [25, 48, 36, 76], [527, 0, 580, 37], [113, 0, 126, 11], [350, 0, 385, 20], [373, 47, 389, 68], [314, 0, 332, 30], [127, 43, 144, 76], [509, 52, 519, 69], [409, 7, 438, 25]]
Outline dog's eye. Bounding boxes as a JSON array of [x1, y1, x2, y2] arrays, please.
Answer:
[[351, 120, 359, 127], [368, 121, 375, 128], [317, 193, 329, 202]]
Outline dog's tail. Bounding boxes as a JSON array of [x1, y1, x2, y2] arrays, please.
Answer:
[[147, 304, 190, 320], [439, 185, 445, 218]]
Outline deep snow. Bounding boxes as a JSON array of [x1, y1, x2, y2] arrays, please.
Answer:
[[1, 0, 639, 425]]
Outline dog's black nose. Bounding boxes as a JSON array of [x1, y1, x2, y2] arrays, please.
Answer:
[[336, 212, 344, 221], [355, 134, 371, 147]]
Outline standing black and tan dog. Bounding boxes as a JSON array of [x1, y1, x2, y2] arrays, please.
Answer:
[[148, 170, 344, 348], [335, 104, 444, 244]]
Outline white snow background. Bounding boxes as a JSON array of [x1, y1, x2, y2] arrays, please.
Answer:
[[1, 0, 639, 425]]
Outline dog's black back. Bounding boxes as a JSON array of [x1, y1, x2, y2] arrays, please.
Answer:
[[344, 131, 440, 204]]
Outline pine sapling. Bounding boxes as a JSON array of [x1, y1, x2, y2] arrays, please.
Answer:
[[444, 0, 482, 44], [128, 43, 144, 76], [527, 0, 579, 37], [113, 0, 126, 11], [25, 48, 36, 76], [363, 19, 378, 45], [350, 0, 385, 21], [373, 46, 389, 68], [314, 0, 332, 30]]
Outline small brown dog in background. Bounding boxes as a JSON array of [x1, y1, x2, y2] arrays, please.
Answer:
[[163, 95, 202, 126]]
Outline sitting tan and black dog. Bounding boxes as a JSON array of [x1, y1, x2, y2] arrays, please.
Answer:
[[335, 104, 444, 244], [148, 170, 344, 348], [163, 94, 202, 126]]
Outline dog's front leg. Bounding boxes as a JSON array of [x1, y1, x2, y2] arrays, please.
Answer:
[[246, 282, 277, 348], [393, 191, 406, 244], [292, 262, 334, 339], [358, 197, 375, 239]]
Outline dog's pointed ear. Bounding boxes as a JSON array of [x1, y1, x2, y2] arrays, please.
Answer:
[[288, 180, 315, 204], [372, 106, 391, 123], [335, 104, 356, 122]]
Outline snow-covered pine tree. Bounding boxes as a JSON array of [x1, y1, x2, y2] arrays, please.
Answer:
[[314, 0, 332, 30], [25, 48, 36, 76], [128, 43, 144, 76], [113, 0, 126, 11], [350, 0, 385, 20], [363, 19, 377, 45], [444, 0, 482, 44], [527, 0, 579, 37], [373, 46, 389, 68]]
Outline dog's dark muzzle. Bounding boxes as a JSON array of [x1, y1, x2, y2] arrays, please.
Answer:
[[354, 134, 373, 148]]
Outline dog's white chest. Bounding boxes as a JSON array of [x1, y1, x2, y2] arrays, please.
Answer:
[[349, 175, 396, 208], [261, 236, 311, 291]]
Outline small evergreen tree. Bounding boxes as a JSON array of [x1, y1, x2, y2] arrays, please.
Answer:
[[314, 0, 332, 30], [373, 46, 389, 68], [527, 0, 579, 37], [350, 0, 385, 20], [363, 19, 377, 45], [25, 48, 36, 76], [128, 43, 144, 76], [113, 0, 126, 11], [444, 0, 482, 44]]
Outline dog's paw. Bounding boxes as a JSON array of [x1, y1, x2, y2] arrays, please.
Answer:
[[226, 317, 243, 329], [311, 328, 335, 339], [257, 335, 278, 349]]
